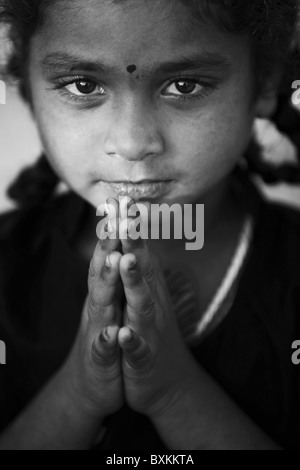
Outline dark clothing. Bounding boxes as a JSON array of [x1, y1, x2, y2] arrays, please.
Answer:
[[0, 182, 300, 449]]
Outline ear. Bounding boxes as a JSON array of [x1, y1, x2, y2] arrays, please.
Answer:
[[254, 74, 282, 118], [255, 86, 279, 118]]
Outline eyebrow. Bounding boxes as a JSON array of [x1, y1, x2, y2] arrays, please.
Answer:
[[157, 53, 231, 75], [39, 51, 231, 76], [40, 53, 116, 75]]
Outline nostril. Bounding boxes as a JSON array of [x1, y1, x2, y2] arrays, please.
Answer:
[[104, 120, 165, 161], [107, 151, 149, 162]]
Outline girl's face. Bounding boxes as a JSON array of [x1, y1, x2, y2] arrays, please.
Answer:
[[28, 0, 267, 207]]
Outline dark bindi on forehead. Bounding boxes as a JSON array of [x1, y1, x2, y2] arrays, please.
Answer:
[[126, 64, 137, 74]]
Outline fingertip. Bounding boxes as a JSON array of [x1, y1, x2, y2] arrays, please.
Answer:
[[118, 326, 136, 348], [119, 325, 133, 341], [119, 328, 151, 369], [101, 251, 122, 279], [106, 324, 120, 343], [109, 251, 122, 269], [119, 218, 129, 241], [99, 325, 119, 346], [119, 196, 136, 220], [91, 326, 120, 366], [120, 253, 138, 276]]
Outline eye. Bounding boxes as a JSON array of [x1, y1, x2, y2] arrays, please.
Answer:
[[162, 79, 203, 97], [65, 79, 105, 96]]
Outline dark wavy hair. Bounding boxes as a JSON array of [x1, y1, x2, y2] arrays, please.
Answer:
[[1, 0, 300, 207]]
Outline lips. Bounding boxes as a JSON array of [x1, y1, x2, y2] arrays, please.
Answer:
[[99, 179, 174, 199]]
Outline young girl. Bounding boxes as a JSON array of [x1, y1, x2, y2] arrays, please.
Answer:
[[0, 0, 300, 450]]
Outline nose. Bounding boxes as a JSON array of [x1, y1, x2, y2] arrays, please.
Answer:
[[103, 96, 165, 161]]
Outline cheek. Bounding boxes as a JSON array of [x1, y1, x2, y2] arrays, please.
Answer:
[[33, 98, 97, 189], [170, 93, 254, 187]]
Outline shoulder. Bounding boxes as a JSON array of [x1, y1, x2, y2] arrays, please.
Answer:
[[0, 192, 84, 242], [0, 192, 86, 271]]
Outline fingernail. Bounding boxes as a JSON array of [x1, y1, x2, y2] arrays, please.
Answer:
[[128, 257, 137, 272], [105, 200, 111, 215], [105, 254, 111, 268], [127, 197, 136, 209], [129, 220, 136, 230], [107, 220, 114, 233], [100, 328, 109, 343], [127, 219, 136, 237], [106, 197, 115, 205], [124, 329, 133, 343]]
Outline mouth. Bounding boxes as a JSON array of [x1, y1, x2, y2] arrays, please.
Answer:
[[99, 179, 174, 200]]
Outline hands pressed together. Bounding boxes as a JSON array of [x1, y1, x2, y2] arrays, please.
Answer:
[[65, 196, 200, 424], [1, 197, 276, 450]]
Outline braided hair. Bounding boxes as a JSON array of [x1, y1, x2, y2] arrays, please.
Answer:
[[1, 0, 300, 208], [6, 155, 59, 208]]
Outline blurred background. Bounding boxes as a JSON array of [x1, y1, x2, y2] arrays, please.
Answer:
[[0, 83, 300, 213], [0, 85, 41, 211]]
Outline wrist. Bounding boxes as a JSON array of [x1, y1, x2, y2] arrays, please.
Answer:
[[147, 362, 202, 422], [57, 363, 107, 424]]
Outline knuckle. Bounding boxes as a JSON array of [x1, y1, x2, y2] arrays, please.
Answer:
[[99, 266, 107, 282], [134, 344, 150, 362], [88, 291, 100, 318], [145, 264, 156, 285], [126, 346, 152, 371], [91, 340, 116, 367], [98, 264, 119, 288], [91, 341, 105, 366], [126, 357, 147, 372], [88, 277, 94, 292], [141, 294, 155, 317], [98, 269, 119, 288], [88, 260, 98, 282]]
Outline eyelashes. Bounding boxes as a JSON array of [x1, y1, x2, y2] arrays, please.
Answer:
[[162, 77, 217, 102], [50, 76, 106, 104], [50, 75, 218, 105]]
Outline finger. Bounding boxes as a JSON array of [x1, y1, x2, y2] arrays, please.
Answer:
[[119, 196, 150, 225], [119, 196, 136, 221], [119, 254, 155, 326], [119, 196, 156, 285], [88, 251, 122, 326], [89, 220, 118, 291], [118, 327, 151, 370], [106, 197, 120, 249], [96, 197, 121, 252], [91, 325, 120, 367], [119, 197, 148, 251], [119, 217, 144, 248], [119, 220, 157, 289]]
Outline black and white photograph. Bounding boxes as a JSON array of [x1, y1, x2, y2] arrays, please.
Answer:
[[0, 0, 300, 452]]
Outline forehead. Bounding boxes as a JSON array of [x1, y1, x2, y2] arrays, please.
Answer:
[[33, 0, 249, 70]]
